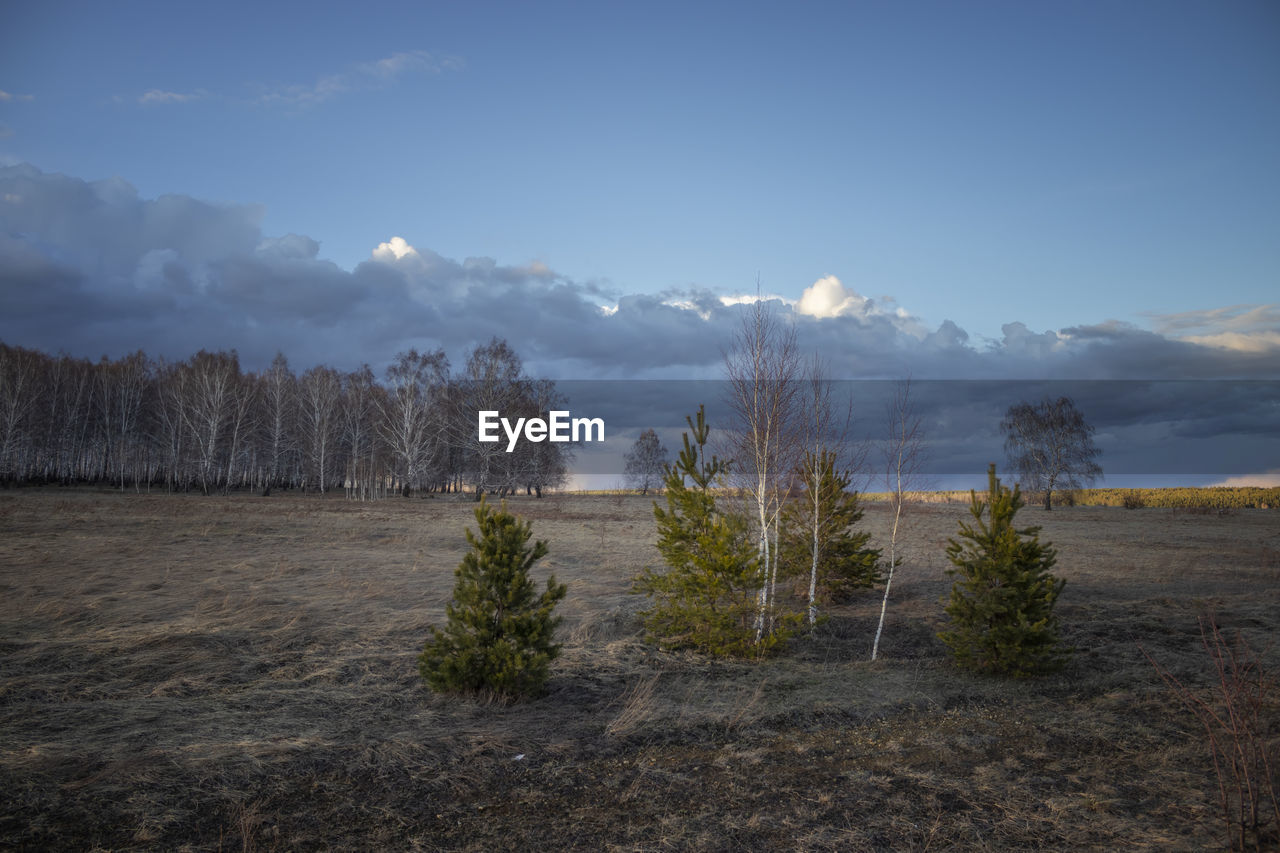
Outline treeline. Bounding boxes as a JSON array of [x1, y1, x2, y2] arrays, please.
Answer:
[[0, 338, 572, 498]]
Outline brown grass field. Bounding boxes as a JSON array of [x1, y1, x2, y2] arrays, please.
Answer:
[[2, 489, 1277, 851]]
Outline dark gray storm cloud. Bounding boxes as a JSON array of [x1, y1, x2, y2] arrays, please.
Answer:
[[5, 163, 1278, 382], [3, 163, 1277, 485]]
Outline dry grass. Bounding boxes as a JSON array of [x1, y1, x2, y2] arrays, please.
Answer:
[[1, 488, 1277, 850]]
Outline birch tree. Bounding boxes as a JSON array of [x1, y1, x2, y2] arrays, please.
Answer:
[[40, 354, 95, 483], [1002, 396, 1102, 510], [0, 344, 40, 482], [260, 352, 298, 490], [223, 366, 259, 492], [379, 348, 449, 495], [788, 358, 860, 625], [520, 377, 572, 497], [461, 338, 526, 499], [723, 297, 803, 645], [872, 378, 927, 661], [94, 351, 151, 490], [177, 350, 240, 495], [624, 429, 669, 495], [341, 365, 382, 500], [298, 364, 343, 494]]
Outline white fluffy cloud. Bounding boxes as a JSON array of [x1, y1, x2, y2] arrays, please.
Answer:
[[372, 236, 420, 262], [796, 274, 871, 319]]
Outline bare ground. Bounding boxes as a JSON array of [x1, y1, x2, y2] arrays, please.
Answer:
[[1, 489, 1277, 851]]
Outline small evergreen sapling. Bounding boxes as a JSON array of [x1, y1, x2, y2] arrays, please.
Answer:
[[939, 464, 1068, 677], [633, 405, 767, 656], [779, 449, 881, 617], [419, 496, 566, 699]]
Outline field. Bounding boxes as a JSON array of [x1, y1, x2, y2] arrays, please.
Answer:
[[2, 489, 1278, 851]]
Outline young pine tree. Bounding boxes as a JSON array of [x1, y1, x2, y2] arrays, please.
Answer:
[[939, 464, 1068, 677], [779, 449, 881, 622], [419, 496, 566, 699], [633, 405, 768, 656]]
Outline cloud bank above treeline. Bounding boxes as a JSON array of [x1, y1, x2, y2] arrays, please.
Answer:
[[2, 163, 1277, 382]]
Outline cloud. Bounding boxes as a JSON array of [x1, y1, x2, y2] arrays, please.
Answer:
[[1148, 304, 1280, 353], [0, 90, 35, 102], [372, 236, 420, 262], [125, 51, 459, 111], [254, 50, 458, 108], [2, 161, 1279, 389], [2, 162, 1276, 486], [796, 274, 871, 319], [1209, 470, 1280, 488], [138, 89, 205, 105]]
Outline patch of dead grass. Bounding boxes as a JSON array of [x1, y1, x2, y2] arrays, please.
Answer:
[[0, 490, 1276, 849]]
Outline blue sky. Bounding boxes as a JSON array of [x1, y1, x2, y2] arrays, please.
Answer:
[[4, 0, 1277, 346], [2, 1, 1278, 484]]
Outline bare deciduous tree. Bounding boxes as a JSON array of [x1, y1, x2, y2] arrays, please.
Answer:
[[623, 428, 669, 495], [0, 344, 42, 482], [791, 357, 862, 626], [872, 377, 927, 662], [176, 350, 241, 495], [521, 377, 572, 497], [260, 352, 298, 491], [0, 338, 572, 498], [379, 348, 449, 496], [341, 365, 382, 501], [298, 365, 343, 494], [40, 354, 94, 484], [95, 351, 151, 490], [462, 338, 527, 499], [1002, 396, 1102, 510], [223, 366, 259, 493], [723, 296, 804, 645]]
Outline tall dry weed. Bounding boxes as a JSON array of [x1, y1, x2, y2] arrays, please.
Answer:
[[606, 674, 660, 737], [1143, 614, 1280, 851]]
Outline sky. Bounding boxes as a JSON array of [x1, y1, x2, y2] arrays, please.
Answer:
[[1, 0, 1278, 486]]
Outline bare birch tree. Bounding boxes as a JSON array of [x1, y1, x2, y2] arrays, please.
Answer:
[[341, 365, 382, 501], [94, 351, 151, 490], [461, 338, 526, 499], [0, 344, 40, 482], [260, 352, 298, 491], [872, 378, 927, 661], [298, 365, 343, 494], [723, 297, 803, 644], [40, 354, 95, 483], [624, 429, 669, 495], [379, 348, 449, 495], [1002, 396, 1102, 510], [223, 366, 259, 492], [790, 357, 864, 625], [176, 350, 240, 495], [521, 377, 572, 497]]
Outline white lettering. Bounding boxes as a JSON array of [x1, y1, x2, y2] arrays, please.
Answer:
[[478, 410, 605, 451], [549, 410, 570, 442], [478, 411, 499, 442], [502, 417, 526, 453], [572, 416, 605, 443]]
